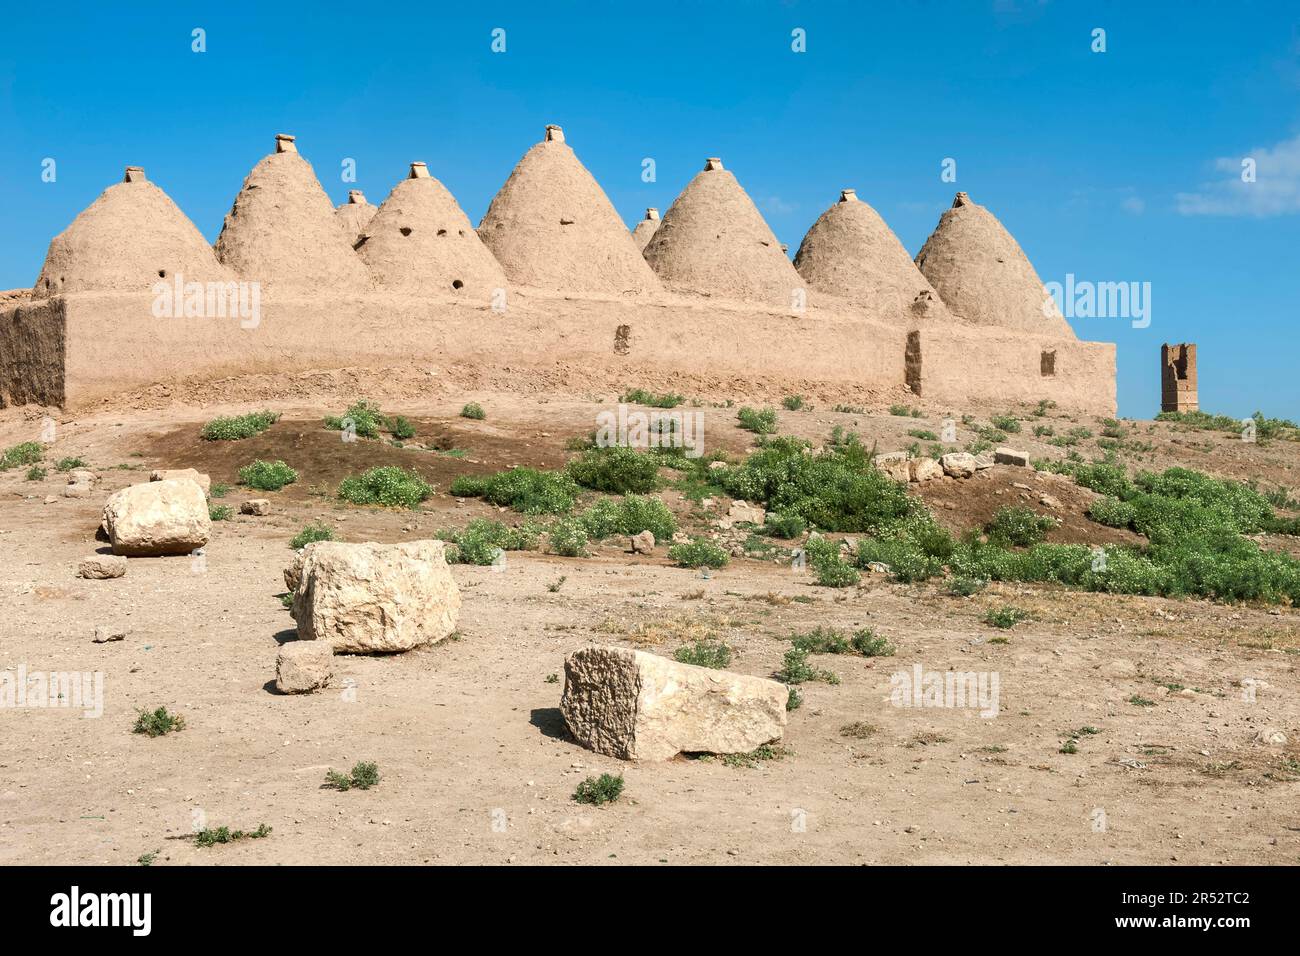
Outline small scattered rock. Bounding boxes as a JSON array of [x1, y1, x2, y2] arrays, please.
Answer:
[[276, 641, 335, 694], [92, 627, 127, 644], [630, 530, 656, 554], [78, 554, 127, 579], [240, 498, 271, 516], [994, 447, 1031, 467], [1038, 494, 1062, 510], [1254, 728, 1288, 746]]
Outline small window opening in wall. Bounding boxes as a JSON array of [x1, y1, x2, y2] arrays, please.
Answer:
[[1041, 350, 1056, 376], [452, 279, 464, 290], [399, 227, 412, 237]]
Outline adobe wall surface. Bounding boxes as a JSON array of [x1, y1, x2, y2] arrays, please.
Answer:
[[45, 290, 909, 410], [915, 326, 1116, 416], [0, 297, 66, 407]]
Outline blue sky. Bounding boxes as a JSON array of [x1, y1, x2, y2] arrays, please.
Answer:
[[1, 0, 1297, 419]]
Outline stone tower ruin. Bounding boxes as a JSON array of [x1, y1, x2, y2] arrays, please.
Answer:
[[1161, 343, 1198, 413]]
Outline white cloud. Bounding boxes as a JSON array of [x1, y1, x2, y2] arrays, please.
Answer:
[[1176, 132, 1300, 216], [1120, 195, 1145, 216]]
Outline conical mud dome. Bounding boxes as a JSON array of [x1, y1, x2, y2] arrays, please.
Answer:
[[335, 189, 377, 245], [631, 208, 660, 252], [357, 162, 507, 299], [642, 158, 803, 307], [794, 189, 954, 325], [35, 167, 231, 295], [215, 134, 371, 293], [478, 125, 659, 295], [915, 192, 1073, 336]]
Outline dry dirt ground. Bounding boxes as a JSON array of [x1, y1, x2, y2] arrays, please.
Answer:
[[1, 393, 1298, 866]]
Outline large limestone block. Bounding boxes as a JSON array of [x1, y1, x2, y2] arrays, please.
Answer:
[[940, 452, 978, 478], [561, 645, 788, 761], [291, 540, 460, 653], [150, 468, 211, 495], [102, 479, 211, 556]]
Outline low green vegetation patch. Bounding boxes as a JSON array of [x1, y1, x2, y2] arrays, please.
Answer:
[[776, 647, 839, 685], [566, 446, 660, 494], [324, 761, 381, 791], [339, 466, 433, 509], [573, 773, 624, 805], [289, 522, 335, 550], [208, 503, 233, 521], [132, 706, 186, 737], [578, 495, 676, 542], [620, 388, 684, 408], [195, 824, 271, 847], [782, 394, 805, 411], [546, 517, 590, 557], [673, 639, 734, 668], [668, 538, 729, 569], [984, 605, 1030, 629], [441, 519, 541, 565], [201, 410, 280, 441], [803, 535, 860, 588], [0, 441, 43, 471], [987, 506, 1055, 547], [25, 465, 46, 481], [238, 459, 298, 491], [54, 456, 87, 471], [460, 402, 486, 420], [450, 467, 578, 514], [736, 406, 778, 434], [790, 626, 894, 657]]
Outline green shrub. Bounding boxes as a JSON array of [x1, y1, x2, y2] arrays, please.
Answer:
[[719, 437, 925, 533], [201, 411, 279, 441], [737, 406, 778, 434], [908, 429, 938, 440], [442, 518, 541, 565], [25, 465, 46, 481], [460, 403, 486, 420], [0, 441, 43, 471], [450, 467, 578, 514], [338, 466, 432, 508], [782, 395, 805, 411], [289, 522, 335, 550], [851, 629, 896, 657], [776, 647, 838, 685], [547, 517, 590, 557], [948, 576, 988, 596], [54, 456, 88, 471], [195, 824, 271, 847], [324, 400, 384, 438], [238, 459, 298, 491], [388, 415, 416, 440], [210, 483, 231, 498], [984, 606, 1030, 629], [790, 627, 893, 657], [132, 707, 186, 737], [673, 639, 733, 668], [763, 512, 806, 539], [324, 761, 380, 791], [208, 504, 233, 521], [566, 446, 661, 494], [803, 536, 860, 588], [577, 495, 676, 542], [786, 688, 803, 711], [620, 388, 683, 409], [987, 506, 1055, 547], [1088, 496, 1137, 528], [990, 414, 1022, 433], [668, 538, 729, 569], [573, 773, 624, 805]]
